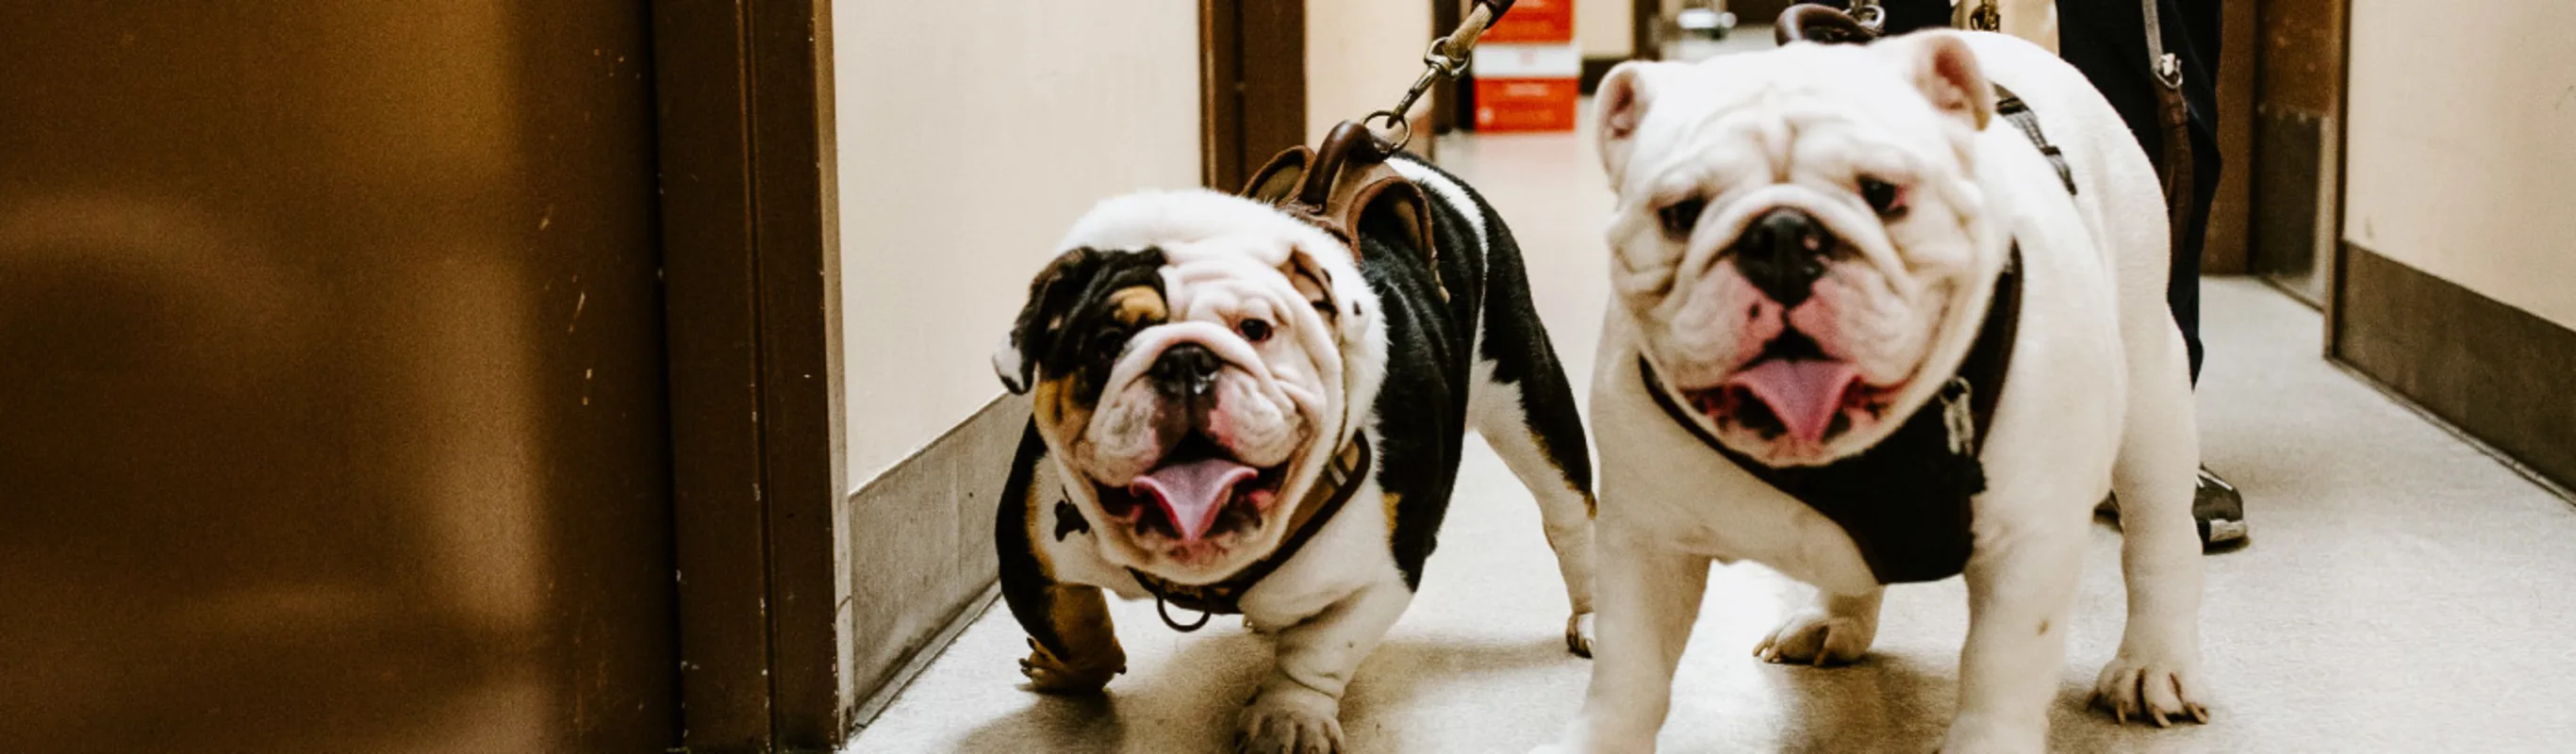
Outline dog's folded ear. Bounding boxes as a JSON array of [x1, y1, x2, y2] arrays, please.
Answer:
[[1887, 32, 1995, 131], [997, 246, 1170, 394], [996, 248, 1100, 394], [1594, 60, 1683, 187]]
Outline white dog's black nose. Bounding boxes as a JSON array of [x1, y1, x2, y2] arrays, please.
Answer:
[[1149, 343, 1223, 398], [1731, 207, 1835, 307]]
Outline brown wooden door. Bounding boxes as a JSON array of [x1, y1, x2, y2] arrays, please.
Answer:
[[0, 4, 678, 752]]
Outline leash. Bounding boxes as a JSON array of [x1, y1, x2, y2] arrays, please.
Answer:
[[1361, 0, 1517, 149], [1779, 3, 2006, 41], [1844, 0, 1888, 32], [2141, 0, 2195, 259]]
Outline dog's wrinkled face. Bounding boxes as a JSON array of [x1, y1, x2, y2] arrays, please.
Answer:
[[997, 190, 1380, 582], [1595, 33, 2006, 467]]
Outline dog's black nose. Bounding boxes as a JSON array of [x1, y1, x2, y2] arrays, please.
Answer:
[[1730, 207, 1835, 307], [1148, 343, 1223, 397]]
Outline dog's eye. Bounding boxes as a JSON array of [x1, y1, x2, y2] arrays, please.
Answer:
[[1859, 176, 1907, 219], [1656, 197, 1706, 239], [1093, 329, 1128, 359], [1236, 319, 1273, 343]]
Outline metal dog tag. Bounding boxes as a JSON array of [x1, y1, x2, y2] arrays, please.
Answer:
[[1942, 377, 1977, 456]]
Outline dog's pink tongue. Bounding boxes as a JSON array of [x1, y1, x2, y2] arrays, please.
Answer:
[[1726, 359, 1862, 443], [1131, 458, 1258, 544]]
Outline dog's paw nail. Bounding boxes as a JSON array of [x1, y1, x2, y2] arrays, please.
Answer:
[[1238, 687, 1344, 754], [2095, 658, 2207, 728]]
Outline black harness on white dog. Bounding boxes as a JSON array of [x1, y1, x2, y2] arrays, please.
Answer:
[[1641, 252, 2020, 584], [1644, 11, 2077, 583]]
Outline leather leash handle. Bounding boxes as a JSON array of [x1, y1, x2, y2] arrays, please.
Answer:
[[1776, 4, 1882, 45], [1456, 1, 1515, 51]]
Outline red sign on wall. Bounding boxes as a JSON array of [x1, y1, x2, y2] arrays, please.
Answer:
[[1482, 0, 1575, 43], [1474, 77, 1579, 132]]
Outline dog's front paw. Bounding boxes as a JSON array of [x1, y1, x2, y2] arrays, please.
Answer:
[[2092, 654, 2211, 727], [1753, 611, 1871, 666], [1237, 684, 1345, 754], [1017, 638, 1121, 695], [1566, 612, 1596, 658]]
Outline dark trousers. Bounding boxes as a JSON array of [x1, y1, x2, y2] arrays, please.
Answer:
[[1819, 1, 2221, 381]]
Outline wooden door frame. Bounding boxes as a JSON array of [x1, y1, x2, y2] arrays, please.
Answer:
[[652, 0, 849, 751], [652, 2, 1313, 749], [1202, 0, 1307, 190], [1634, 0, 1662, 61]]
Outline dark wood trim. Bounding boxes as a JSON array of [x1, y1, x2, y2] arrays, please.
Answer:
[[1201, 0, 1306, 189], [1431, 0, 1461, 133], [2203, 0, 2256, 275], [1200, 0, 1244, 188], [1633, 0, 1662, 61], [2331, 245, 2576, 492], [1579, 56, 1622, 94], [651, 0, 848, 750], [2322, 0, 2353, 350], [2248, 0, 2348, 307]]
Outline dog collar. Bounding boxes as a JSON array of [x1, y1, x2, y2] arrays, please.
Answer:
[[1129, 435, 1373, 630], [1638, 246, 2023, 584]]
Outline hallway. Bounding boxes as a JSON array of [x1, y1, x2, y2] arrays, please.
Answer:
[[849, 125, 2576, 753]]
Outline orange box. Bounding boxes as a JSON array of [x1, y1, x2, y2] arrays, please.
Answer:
[[1474, 77, 1580, 132], [1481, 0, 1575, 43], [1471, 41, 1580, 133]]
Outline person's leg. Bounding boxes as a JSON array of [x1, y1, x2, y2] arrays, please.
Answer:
[[2056, 0, 2245, 549]]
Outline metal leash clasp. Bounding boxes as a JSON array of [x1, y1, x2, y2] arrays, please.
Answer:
[[1968, 0, 2003, 31], [1363, 0, 1506, 149], [1940, 376, 1977, 456], [1849, 0, 1887, 32]]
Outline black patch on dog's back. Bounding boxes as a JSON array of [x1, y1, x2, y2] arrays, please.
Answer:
[[1362, 156, 1598, 587], [1357, 218, 1468, 588]]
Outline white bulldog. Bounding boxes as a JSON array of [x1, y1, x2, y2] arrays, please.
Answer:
[[1550, 31, 2210, 752]]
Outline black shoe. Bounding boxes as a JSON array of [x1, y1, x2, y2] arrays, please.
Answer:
[[2193, 467, 2248, 551], [2091, 466, 2249, 552]]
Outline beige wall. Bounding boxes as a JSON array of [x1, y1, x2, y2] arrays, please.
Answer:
[[835, 0, 1201, 485], [1578, 0, 1634, 58], [2344, 0, 2576, 328], [1307, 0, 1433, 141]]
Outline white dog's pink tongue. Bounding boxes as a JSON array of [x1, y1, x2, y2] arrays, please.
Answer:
[[1131, 458, 1258, 544], [1726, 359, 1862, 443]]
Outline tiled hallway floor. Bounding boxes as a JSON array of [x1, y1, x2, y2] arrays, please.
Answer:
[[850, 128, 2576, 752]]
